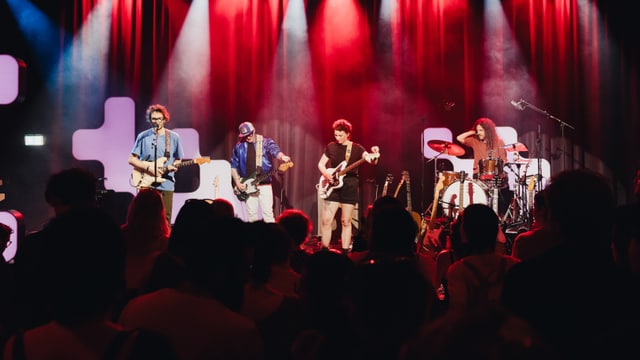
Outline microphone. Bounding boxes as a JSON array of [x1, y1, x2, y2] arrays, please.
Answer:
[[511, 99, 526, 111]]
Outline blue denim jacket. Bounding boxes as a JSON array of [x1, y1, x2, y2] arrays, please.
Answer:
[[230, 135, 282, 180]]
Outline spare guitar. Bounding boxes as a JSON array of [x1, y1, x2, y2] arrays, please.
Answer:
[[527, 175, 535, 225], [393, 174, 405, 198], [234, 161, 294, 201], [131, 156, 211, 189], [381, 174, 394, 197], [420, 173, 445, 255], [317, 151, 380, 199], [401, 171, 422, 231], [456, 171, 466, 219]]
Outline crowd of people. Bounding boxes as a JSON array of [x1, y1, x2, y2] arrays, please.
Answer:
[[0, 163, 638, 359], [1, 107, 639, 358]]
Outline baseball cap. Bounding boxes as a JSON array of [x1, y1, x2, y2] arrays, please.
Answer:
[[238, 122, 255, 137]]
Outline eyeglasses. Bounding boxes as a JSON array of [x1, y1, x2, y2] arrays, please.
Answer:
[[150, 117, 165, 121]]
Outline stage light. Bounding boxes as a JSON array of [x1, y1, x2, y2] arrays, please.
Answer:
[[24, 134, 45, 146]]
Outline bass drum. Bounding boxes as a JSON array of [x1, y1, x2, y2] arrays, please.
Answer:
[[440, 180, 488, 219]]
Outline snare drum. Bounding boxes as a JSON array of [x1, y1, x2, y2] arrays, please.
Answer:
[[478, 158, 504, 181], [441, 171, 461, 188], [440, 180, 488, 219]]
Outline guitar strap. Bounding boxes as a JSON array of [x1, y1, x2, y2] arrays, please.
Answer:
[[345, 142, 352, 163], [164, 130, 171, 158], [256, 135, 263, 169]]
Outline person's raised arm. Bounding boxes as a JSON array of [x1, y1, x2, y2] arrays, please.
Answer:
[[456, 130, 476, 144]]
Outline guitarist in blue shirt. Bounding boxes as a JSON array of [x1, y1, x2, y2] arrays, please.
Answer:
[[317, 119, 379, 253], [230, 122, 292, 222], [128, 104, 184, 224]]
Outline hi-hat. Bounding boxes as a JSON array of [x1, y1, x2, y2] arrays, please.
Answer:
[[503, 142, 528, 152], [427, 140, 465, 156], [507, 159, 531, 165]]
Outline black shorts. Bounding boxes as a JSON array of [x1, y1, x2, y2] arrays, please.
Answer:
[[325, 176, 359, 204]]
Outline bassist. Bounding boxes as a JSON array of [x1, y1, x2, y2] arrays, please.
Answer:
[[230, 121, 291, 223], [317, 119, 379, 253]]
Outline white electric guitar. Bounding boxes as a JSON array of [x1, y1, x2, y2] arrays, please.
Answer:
[[317, 151, 380, 199], [131, 156, 210, 189]]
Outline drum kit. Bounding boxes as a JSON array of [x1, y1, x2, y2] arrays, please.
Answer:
[[426, 139, 535, 226]]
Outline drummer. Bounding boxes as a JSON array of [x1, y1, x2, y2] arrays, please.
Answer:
[[456, 117, 507, 180]]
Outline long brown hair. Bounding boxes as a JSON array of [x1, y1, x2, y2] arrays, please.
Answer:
[[474, 117, 500, 151], [121, 188, 170, 254]]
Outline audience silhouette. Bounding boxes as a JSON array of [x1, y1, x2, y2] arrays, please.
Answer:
[[4, 207, 175, 359], [501, 168, 638, 358], [13, 167, 100, 331], [120, 189, 170, 292], [276, 209, 313, 275], [118, 205, 263, 359], [5, 166, 640, 359]]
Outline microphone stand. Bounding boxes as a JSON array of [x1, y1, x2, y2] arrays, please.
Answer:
[[279, 171, 285, 216], [518, 99, 575, 185], [153, 129, 159, 186], [420, 116, 426, 212], [424, 148, 446, 218]]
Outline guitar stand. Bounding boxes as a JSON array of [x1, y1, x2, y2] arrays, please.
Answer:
[[489, 175, 501, 217], [501, 173, 529, 228]]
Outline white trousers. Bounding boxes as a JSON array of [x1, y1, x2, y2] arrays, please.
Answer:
[[245, 184, 275, 222]]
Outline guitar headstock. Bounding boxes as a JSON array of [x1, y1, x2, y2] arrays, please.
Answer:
[[278, 161, 294, 172], [528, 175, 535, 191], [401, 170, 411, 183], [385, 174, 394, 184], [195, 156, 211, 165], [367, 151, 381, 164]]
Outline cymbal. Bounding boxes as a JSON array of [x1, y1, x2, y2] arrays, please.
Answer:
[[503, 142, 528, 152], [427, 140, 465, 156]]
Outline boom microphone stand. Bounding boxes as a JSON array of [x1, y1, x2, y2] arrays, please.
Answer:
[[512, 98, 575, 187]]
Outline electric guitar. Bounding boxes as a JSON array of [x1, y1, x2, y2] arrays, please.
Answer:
[[421, 173, 445, 254], [234, 161, 294, 201], [317, 151, 380, 199], [131, 157, 211, 189], [401, 171, 422, 231]]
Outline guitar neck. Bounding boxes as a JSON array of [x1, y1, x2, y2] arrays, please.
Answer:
[[458, 172, 466, 210], [406, 180, 413, 212], [159, 158, 196, 171], [428, 180, 442, 227], [177, 159, 197, 168], [393, 179, 404, 198], [337, 158, 367, 176]]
